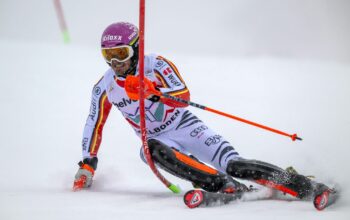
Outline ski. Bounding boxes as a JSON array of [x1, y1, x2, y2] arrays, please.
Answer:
[[184, 186, 339, 210], [184, 190, 240, 208]]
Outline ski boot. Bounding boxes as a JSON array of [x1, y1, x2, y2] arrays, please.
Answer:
[[226, 158, 339, 210]]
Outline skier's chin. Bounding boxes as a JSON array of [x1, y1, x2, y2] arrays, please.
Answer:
[[115, 72, 128, 78], [112, 67, 128, 77], [112, 61, 132, 78], [117, 72, 137, 79]]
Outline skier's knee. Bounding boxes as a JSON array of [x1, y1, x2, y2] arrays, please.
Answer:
[[140, 139, 169, 164], [147, 139, 173, 163], [146, 138, 227, 192]]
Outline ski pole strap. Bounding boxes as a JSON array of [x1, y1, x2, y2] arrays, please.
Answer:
[[160, 93, 302, 141]]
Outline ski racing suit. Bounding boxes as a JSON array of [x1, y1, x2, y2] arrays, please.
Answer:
[[82, 54, 240, 175], [80, 54, 323, 197]]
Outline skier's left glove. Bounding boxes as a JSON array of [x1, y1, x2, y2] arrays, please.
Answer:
[[73, 157, 98, 191], [125, 75, 161, 102]]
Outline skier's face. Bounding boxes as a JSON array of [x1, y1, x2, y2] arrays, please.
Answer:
[[102, 45, 135, 77], [111, 59, 132, 77]]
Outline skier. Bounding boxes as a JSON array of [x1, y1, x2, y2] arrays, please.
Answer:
[[74, 22, 335, 209]]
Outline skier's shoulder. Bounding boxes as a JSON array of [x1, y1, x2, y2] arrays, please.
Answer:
[[92, 68, 114, 95], [145, 53, 161, 63], [145, 53, 177, 73], [144, 53, 159, 73]]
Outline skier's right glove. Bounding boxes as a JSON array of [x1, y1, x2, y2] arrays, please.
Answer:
[[125, 75, 161, 101], [73, 157, 98, 191]]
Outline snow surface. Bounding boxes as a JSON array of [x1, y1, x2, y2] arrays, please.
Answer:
[[0, 38, 350, 219]]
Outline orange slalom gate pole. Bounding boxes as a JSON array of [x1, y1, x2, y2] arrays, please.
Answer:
[[138, 0, 180, 194]]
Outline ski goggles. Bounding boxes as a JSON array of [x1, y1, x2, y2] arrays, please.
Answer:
[[101, 45, 134, 63]]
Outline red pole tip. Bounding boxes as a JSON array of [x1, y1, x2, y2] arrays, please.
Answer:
[[291, 134, 302, 141]]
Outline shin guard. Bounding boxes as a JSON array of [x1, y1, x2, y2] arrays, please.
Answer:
[[148, 139, 228, 192], [226, 159, 314, 199]]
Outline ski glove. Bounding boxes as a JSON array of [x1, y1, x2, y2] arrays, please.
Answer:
[[125, 75, 161, 102], [73, 157, 98, 191]]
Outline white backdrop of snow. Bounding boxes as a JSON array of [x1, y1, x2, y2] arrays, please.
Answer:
[[0, 39, 349, 220]]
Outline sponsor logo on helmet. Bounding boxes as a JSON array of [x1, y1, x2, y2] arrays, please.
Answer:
[[126, 24, 138, 40], [128, 31, 137, 40], [102, 35, 122, 42]]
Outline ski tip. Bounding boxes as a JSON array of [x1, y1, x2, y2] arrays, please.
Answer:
[[313, 190, 330, 211], [291, 134, 302, 141], [184, 190, 204, 209], [313, 188, 338, 211]]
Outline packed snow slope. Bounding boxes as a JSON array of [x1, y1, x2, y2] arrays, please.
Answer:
[[0, 39, 350, 219]]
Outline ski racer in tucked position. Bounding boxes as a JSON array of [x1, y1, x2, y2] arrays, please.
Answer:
[[74, 22, 336, 210]]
